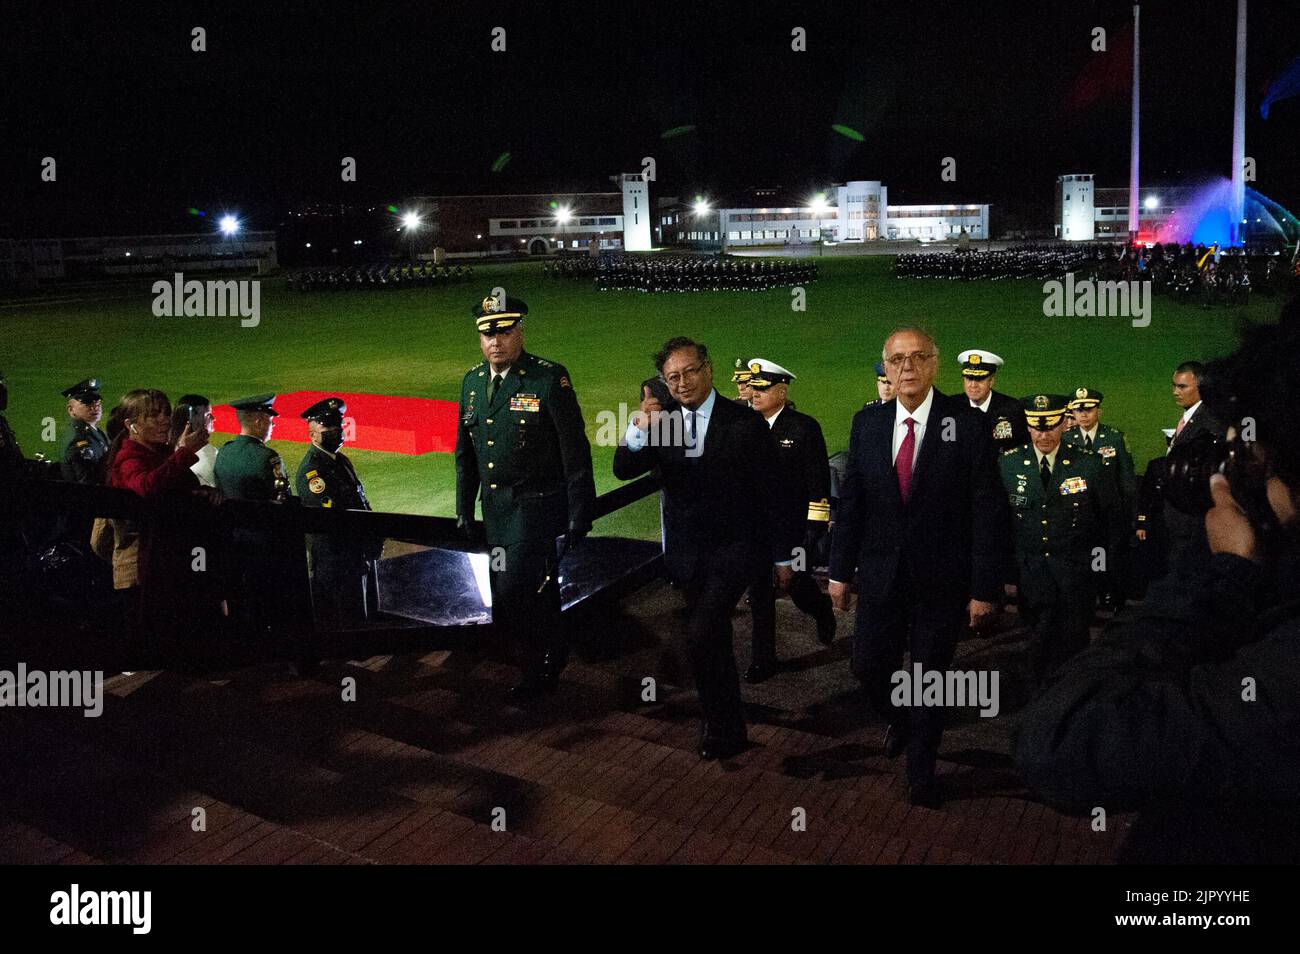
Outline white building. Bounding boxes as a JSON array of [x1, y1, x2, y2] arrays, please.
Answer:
[[619, 173, 652, 251], [663, 180, 989, 247], [1055, 174, 1096, 241]]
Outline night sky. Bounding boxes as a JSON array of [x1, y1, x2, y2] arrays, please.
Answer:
[[4, 0, 1298, 236]]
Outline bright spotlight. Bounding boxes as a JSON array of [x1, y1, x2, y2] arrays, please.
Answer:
[[219, 215, 240, 236], [1143, 196, 1159, 211], [556, 206, 573, 225], [807, 193, 830, 216], [402, 212, 421, 230], [693, 199, 710, 217]]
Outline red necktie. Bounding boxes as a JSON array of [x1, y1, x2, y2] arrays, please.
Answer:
[[1174, 415, 1187, 439], [896, 417, 916, 502]]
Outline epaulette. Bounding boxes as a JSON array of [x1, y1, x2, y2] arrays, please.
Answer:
[[534, 357, 555, 368]]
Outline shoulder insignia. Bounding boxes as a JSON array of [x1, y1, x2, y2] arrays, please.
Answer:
[[535, 358, 554, 368], [75, 440, 89, 447], [305, 469, 318, 478], [308, 476, 327, 495]]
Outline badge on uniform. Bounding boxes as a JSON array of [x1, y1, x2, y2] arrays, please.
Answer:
[[509, 394, 540, 412], [1059, 476, 1088, 495], [1099, 445, 1116, 458], [1010, 493, 1028, 506], [993, 418, 1013, 440], [779, 438, 794, 447]]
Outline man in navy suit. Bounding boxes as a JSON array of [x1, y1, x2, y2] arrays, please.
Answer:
[[829, 328, 1008, 806], [614, 337, 789, 760]]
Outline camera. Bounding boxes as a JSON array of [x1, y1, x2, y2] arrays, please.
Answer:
[[1159, 430, 1279, 537]]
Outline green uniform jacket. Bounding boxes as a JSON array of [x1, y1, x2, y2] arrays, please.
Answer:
[[60, 419, 109, 485], [214, 434, 290, 501], [455, 351, 596, 546], [999, 444, 1123, 605], [1063, 422, 1137, 524]]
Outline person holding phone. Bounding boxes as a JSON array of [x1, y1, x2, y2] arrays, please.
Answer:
[[171, 394, 218, 487], [613, 336, 787, 760]]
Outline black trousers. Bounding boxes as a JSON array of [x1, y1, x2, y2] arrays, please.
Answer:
[[490, 536, 565, 675], [308, 539, 372, 631], [852, 574, 965, 788], [750, 569, 832, 663], [684, 568, 750, 743], [1021, 573, 1096, 686]]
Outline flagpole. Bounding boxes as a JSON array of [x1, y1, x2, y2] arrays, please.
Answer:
[[1230, 0, 1247, 246], [1128, 3, 1141, 242]]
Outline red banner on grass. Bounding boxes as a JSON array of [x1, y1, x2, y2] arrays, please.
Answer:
[[212, 391, 459, 455]]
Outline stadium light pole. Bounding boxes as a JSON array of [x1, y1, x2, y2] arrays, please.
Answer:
[[403, 211, 421, 263], [807, 194, 830, 256]]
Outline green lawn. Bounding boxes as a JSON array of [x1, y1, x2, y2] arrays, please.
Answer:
[[2, 257, 1275, 539]]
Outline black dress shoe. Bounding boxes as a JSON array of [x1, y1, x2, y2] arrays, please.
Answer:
[[883, 723, 908, 759], [699, 736, 747, 760], [744, 659, 780, 684], [816, 610, 837, 646], [908, 780, 943, 809]]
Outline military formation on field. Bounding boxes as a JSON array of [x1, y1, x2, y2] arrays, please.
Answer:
[[289, 262, 475, 292], [546, 254, 818, 292], [895, 242, 1296, 306]]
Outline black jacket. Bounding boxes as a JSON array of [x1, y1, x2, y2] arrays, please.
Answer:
[[980, 390, 1031, 456], [768, 404, 831, 558], [1014, 542, 1300, 863], [613, 391, 784, 586], [829, 390, 1007, 604]]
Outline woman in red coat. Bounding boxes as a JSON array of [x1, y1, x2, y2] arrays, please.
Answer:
[[108, 389, 222, 646]]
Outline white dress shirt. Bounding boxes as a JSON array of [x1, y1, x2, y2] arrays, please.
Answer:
[[1077, 426, 1098, 446], [892, 387, 935, 468], [764, 404, 786, 428], [970, 394, 992, 413]]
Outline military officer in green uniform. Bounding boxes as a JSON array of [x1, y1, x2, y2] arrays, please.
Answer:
[[1000, 394, 1123, 689], [1063, 387, 1137, 609], [59, 378, 109, 485], [215, 393, 294, 636], [295, 396, 383, 628], [731, 358, 754, 405], [455, 292, 596, 698]]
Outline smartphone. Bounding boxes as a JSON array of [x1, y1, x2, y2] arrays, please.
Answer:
[[641, 376, 680, 414]]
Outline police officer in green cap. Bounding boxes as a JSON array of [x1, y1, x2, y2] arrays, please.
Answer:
[[731, 358, 754, 406], [59, 378, 109, 485], [1063, 387, 1136, 609], [455, 291, 596, 698], [215, 393, 293, 635], [214, 394, 291, 502], [1000, 394, 1123, 689], [295, 397, 383, 628]]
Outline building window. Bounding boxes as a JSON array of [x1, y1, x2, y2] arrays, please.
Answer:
[[579, 218, 595, 226], [599, 217, 616, 225]]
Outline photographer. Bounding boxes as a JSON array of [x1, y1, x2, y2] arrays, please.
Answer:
[[1014, 300, 1300, 863]]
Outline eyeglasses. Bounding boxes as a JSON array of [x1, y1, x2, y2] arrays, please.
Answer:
[[664, 363, 707, 386], [884, 352, 936, 369]]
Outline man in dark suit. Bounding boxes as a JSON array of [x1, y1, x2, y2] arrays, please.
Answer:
[[1136, 361, 1228, 571], [956, 349, 1029, 455], [829, 328, 1007, 806], [613, 337, 786, 760]]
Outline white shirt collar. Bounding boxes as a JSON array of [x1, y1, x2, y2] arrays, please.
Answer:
[[895, 387, 935, 428], [764, 403, 786, 428], [686, 388, 717, 419], [1182, 400, 1202, 423], [1035, 446, 1060, 470], [970, 394, 992, 413], [1080, 425, 1098, 442], [490, 364, 512, 380]]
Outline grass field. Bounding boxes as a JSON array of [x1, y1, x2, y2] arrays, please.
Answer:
[[2, 257, 1278, 540]]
